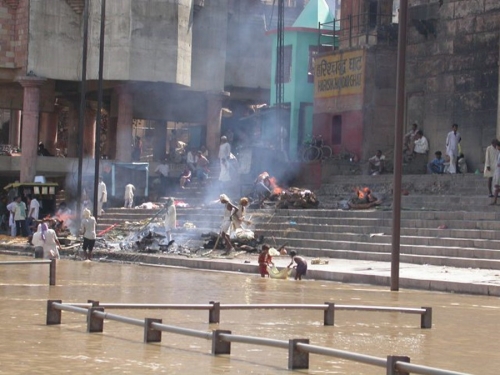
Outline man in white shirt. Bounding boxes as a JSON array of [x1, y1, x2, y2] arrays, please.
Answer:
[[445, 123, 461, 174], [414, 130, 429, 155], [124, 183, 135, 208], [155, 159, 170, 196], [97, 176, 107, 215], [368, 150, 385, 175], [186, 148, 198, 172], [27, 195, 40, 234], [484, 139, 499, 197]]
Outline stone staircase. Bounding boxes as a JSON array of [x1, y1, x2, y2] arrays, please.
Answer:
[[96, 172, 500, 270]]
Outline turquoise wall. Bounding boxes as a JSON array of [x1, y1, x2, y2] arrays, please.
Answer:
[[270, 30, 334, 159]]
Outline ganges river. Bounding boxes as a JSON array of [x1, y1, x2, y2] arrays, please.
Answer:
[[0, 255, 499, 374]]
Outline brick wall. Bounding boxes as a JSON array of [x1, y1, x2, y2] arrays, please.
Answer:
[[0, 0, 28, 71]]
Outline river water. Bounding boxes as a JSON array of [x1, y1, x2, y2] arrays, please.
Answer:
[[0, 255, 498, 374]]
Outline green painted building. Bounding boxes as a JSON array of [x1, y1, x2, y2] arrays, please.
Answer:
[[268, 0, 335, 159]]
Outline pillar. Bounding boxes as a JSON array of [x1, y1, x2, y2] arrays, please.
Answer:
[[9, 110, 21, 148], [66, 102, 79, 158], [153, 120, 167, 161], [205, 91, 229, 160], [114, 85, 133, 162], [106, 116, 117, 159], [83, 104, 97, 158], [39, 108, 60, 156], [17, 76, 46, 183]]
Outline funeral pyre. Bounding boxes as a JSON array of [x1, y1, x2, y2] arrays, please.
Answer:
[[348, 187, 382, 209], [250, 172, 319, 209]]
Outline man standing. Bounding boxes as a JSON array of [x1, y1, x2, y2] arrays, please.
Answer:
[[124, 183, 135, 208], [97, 176, 107, 215], [484, 139, 498, 197], [27, 195, 40, 235], [155, 159, 170, 196], [13, 196, 27, 236], [6, 199, 16, 236], [413, 130, 429, 174], [445, 123, 461, 174]]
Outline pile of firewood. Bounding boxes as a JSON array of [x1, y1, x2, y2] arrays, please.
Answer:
[[275, 187, 320, 209]]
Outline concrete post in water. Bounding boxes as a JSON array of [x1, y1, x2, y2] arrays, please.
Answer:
[[209, 301, 220, 324], [49, 259, 56, 286], [87, 300, 100, 307], [288, 339, 309, 370], [386, 355, 410, 375], [46, 300, 62, 325], [324, 302, 335, 326], [87, 307, 105, 333], [144, 318, 162, 343], [211, 330, 231, 355], [420, 307, 432, 329]]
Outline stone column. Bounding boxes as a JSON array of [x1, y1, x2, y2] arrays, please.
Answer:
[[9, 109, 21, 148], [83, 104, 97, 158], [106, 117, 117, 159], [153, 120, 167, 161], [17, 76, 46, 183], [114, 85, 133, 162], [66, 101, 79, 158], [205, 91, 230, 160], [39, 107, 60, 156]]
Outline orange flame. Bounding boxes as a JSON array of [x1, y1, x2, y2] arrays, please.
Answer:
[[356, 187, 371, 200], [268, 177, 283, 195]]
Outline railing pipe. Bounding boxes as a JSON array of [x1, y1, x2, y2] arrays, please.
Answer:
[[92, 311, 144, 327], [150, 322, 212, 340], [296, 342, 387, 368], [65, 303, 213, 310], [336, 305, 425, 314], [219, 333, 289, 350], [221, 304, 327, 310], [52, 302, 88, 315], [395, 361, 472, 375], [0, 260, 51, 265]]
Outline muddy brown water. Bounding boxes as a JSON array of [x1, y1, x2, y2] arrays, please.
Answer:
[[0, 255, 498, 374]]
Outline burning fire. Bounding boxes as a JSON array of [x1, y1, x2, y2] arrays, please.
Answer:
[[268, 177, 283, 195], [355, 187, 372, 201]]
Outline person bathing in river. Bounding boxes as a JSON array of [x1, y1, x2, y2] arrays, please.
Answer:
[[288, 250, 307, 280]]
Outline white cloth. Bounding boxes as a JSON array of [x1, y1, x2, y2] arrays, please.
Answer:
[[164, 205, 176, 231], [220, 203, 234, 233], [484, 145, 499, 178], [155, 163, 170, 177], [493, 153, 500, 188], [414, 136, 429, 154], [81, 217, 97, 240], [34, 228, 60, 259], [218, 142, 232, 182], [29, 199, 40, 219], [6, 202, 16, 236]]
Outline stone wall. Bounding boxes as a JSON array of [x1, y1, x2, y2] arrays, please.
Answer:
[[27, 0, 193, 84], [406, 0, 500, 171]]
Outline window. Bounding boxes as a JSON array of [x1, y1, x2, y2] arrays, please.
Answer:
[[275, 45, 292, 84], [332, 115, 342, 145]]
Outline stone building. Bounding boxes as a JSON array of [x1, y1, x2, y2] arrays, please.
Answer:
[[312, 0, 500, 173], [0, 0, 305, 186]]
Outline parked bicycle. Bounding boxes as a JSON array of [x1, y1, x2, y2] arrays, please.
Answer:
[[301, 135, 332, 162]]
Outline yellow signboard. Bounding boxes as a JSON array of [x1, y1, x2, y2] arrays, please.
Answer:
[[314, 50, 364, 98]]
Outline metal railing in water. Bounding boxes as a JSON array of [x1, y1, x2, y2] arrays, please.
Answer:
[[46, 300, 469, 374], [0, 259, 56, 285], [63, 300, 432, 328]]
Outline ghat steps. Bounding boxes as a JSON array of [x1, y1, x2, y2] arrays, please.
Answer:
[[97, 173, 500, 270]]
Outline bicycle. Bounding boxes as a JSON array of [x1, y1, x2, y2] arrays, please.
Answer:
[[301, 135, 333, 162]]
